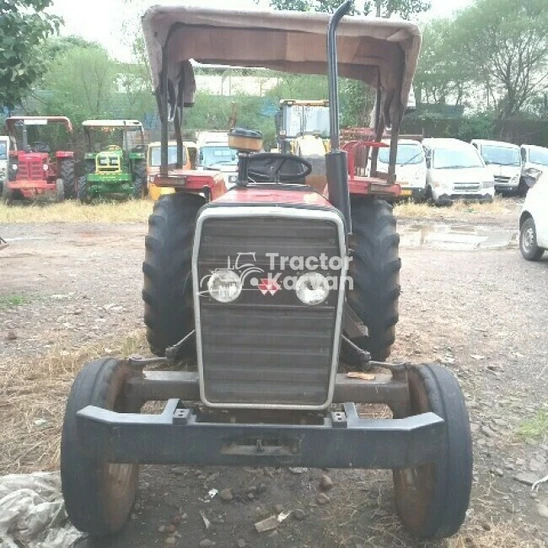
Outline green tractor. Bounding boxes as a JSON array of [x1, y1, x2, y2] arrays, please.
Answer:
[[78, 120, 147, 202]]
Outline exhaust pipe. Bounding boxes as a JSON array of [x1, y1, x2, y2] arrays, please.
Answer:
[[326, 0, 353, 233]]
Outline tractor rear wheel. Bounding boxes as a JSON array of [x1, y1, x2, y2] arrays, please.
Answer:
[[60, 158, 76, 199], [345, 198, 400, 362], [132, 160, 147, 199], [142, 193, 205, 357], [78, 176, 91, 204], [393, 364, 473, 539], [61, 358, 140, 536]]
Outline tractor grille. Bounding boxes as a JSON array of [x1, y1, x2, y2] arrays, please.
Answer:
[[194, 207, 346, 409], [18, 159, 45, 180], [96, 153, 121, 172]]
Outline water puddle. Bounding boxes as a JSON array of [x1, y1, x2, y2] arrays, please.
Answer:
[[399, 223, 518, 251]]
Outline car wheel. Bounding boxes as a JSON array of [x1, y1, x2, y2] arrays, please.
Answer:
[[520, 217, 544, 261]]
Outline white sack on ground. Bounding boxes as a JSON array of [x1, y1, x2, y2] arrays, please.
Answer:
[[0, 472, 82, 548]]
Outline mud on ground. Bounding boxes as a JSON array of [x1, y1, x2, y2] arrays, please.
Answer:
[[1, 198, 547, 547]]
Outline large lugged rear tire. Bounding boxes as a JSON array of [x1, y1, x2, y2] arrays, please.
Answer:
[[60, 158, 76, 199], [61, 358, 140, 536], [393, 364, 473, 539], [132, 160, 147, 198], [142, 193, 205, 357], [346, 198, 400, 362], [77, 176, 91, 203]]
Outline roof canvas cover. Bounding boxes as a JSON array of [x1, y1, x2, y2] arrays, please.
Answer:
[[141, 4, 421, 127]]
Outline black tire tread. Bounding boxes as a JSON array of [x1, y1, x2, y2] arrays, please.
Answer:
[[347, 198, 401, 361], [395, 364, 473, 539], [78, 176, 90, 203], [60, 158, 76, 199], [143, 193, 204, 356], [520, 217, 544, 261], [61, 358, 138, 536], [132, 160, 147, 198]]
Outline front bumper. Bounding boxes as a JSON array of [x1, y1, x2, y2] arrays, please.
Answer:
[[435, 192, 493, 205], [398, 186, 426, 201], [75, 371, 445, 469]]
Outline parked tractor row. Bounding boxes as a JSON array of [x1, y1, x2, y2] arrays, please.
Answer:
[[0, 117, 147, 204]]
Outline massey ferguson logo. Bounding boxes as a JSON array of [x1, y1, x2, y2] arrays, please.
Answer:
[[257, 277, 281, 296]]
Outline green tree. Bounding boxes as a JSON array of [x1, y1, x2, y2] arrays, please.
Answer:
[[0, 0, 61, 110], [265, 0, 429, 19], [453, 0, 548, 121], [414, 19, 473, 106], [42, 43, 118, 126]]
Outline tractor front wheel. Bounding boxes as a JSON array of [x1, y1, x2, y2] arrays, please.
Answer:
[[78, 176, 91, 204], [2, 183, 13, 204], [60, 159, 76, 199], [132, 160, 147, 199], [345, 198, 400, 362], [55, 179, 65, 203], [61, 358, 140, 536], [143, 192, 205, 357], [393, 364, 473, 539]]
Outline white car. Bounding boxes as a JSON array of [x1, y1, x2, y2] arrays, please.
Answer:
[[423, 138, 495, 205], [519, 169, 548, 261], [376, 138, 427, 201], [197, 143, 239, 188], [520, 144, 548, 196], [471, 139, 521, 194]]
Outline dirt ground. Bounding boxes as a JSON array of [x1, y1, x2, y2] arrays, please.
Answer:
[[1, 198, 548, 548]]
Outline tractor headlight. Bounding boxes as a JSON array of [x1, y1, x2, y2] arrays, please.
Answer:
[[295, 272, 330, 306], [11, 164, 17, 171], [228, 174, 238, 184], [207, 269, 242, 303], [43, 163, 48, 171]]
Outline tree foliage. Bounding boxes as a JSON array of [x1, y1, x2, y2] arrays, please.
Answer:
[[265, 0, 429, 19], [42, 43, 118, 126], [450, 0, 548, 120], [0, 0, 61, 110]]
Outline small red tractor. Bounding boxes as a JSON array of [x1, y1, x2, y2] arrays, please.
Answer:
[[3, 116, 75, 203], [60, 2, 473, 541]]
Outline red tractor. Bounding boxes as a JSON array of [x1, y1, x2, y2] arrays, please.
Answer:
[[60, 2, 473, 541], [3, 116, 75, 203]]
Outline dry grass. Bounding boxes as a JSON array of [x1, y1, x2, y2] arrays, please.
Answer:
[[394, 196, 517, 219], [0, 330, 148, 474], [0, 199, 153, 224], [448, 522, 546, 548]]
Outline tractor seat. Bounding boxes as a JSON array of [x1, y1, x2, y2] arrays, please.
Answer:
[[32, 141, 50, 153]]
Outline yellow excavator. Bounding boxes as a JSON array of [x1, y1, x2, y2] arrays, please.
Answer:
[[275, 99, 330, 156]]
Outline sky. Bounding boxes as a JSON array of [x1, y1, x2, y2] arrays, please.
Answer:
[[50, 0, 474, 62]]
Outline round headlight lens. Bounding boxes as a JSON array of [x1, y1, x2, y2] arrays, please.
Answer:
[[207, 269, 242, 303], [295, 272, 330, 305]]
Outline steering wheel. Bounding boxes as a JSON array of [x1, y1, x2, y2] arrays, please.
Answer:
[[247, 153, 312, 183], [106, 145, 122, 151]]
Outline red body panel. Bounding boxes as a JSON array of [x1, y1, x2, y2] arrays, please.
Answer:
[[7, 150, 68, 199], [215, 187, 332, 207], [153, 169, 227, 200], [56, 151, 74, 159]]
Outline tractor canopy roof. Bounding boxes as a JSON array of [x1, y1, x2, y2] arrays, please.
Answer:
[[141, 5, 421, 127], [6, 116, 73, 133], [82, 120, 144, 130]]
